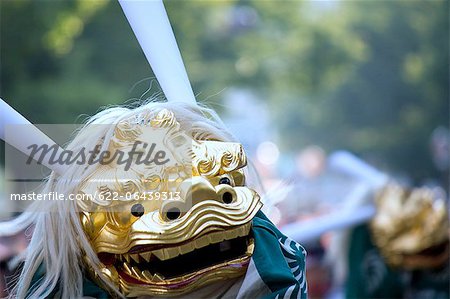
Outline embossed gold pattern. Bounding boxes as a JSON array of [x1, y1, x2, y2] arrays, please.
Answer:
[[78, 109, 262, 296], [370, 184, 449, 269], [192, 141, 247, 177]]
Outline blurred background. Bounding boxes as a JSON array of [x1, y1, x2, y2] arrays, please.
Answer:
[[0, 0, 449, 298], [1, 0, 448, 184]]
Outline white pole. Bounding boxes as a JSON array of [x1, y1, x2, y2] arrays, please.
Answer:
[[280, 152, 388, 242], [329, 151, 388, 188], [0, 98, 66, 175], [119, 0, 196, 104], [281, 205, 376, 244]]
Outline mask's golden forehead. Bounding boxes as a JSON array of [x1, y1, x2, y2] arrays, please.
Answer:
[[192, 141, 247, 176], [110, 108, 247, 174], [78, 109, 247, 202]]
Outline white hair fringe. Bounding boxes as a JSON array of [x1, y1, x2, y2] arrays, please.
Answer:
[[0, 100, 250, 299]]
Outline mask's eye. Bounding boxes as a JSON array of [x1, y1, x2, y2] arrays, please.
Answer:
[[219, 177, 232, 185], [131, 203, 145, 217]]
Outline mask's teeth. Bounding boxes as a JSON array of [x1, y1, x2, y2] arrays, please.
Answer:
[[167, 247, 180, 259], [246, 238, 255, 255], [142, 270, 153, 281], [123, 262, 132, 275], [194, 236, 210, 249], [244, 222, 252, 234], [224, 229, 235, 241], [153, 273, 164, 282], [239, 224, 247, 236], [153, 247, 181, 260], [123, 254, 131, 263], [130, 253, 140, 263], [152, 248, 168, 260], [121, 222, 253, 267], [179, 241, 195, 255], [140, 252, 152, 262], [209, 232, 224, 244], [131, 266, 142, 278]]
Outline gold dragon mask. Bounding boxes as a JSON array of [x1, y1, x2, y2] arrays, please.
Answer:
[[371, 184, 449, 270], [77, 109, 262, 297]]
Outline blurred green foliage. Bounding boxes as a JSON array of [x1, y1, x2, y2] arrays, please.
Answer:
[[1, 0, 448, 182]]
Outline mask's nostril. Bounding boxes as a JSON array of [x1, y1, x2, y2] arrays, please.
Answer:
[[222, 192, 233, 204], [166, 207, 181, 220]]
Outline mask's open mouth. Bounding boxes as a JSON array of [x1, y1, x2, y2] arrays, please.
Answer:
[[98, 222, 254, 290]]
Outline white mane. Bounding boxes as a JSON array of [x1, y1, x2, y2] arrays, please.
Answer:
[[0, 100, 238, 298]]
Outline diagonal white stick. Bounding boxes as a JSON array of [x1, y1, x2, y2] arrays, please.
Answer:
[[281, 204, 376, 244], [0, 98, 66, 175], [281, 152, 389, 243], [119, 0, 196, 104]]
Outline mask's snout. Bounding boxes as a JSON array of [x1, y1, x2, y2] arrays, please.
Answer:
[[159, 176, 237, 221]]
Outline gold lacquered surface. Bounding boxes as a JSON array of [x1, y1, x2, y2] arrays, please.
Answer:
[[77, 109, 262, 296], [370, 184, 449, 269], [81, 187, 260, 254]]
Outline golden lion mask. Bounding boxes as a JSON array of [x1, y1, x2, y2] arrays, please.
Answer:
[[77, 109, 262, 297], [371, 184, 449, 270]]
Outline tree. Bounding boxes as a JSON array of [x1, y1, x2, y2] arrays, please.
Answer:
[[1, 0, 448, 182]]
